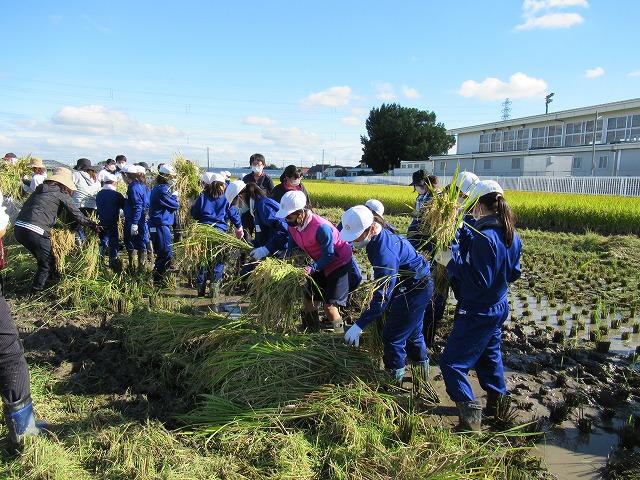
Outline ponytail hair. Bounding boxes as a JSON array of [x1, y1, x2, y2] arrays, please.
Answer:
[[205, 181, 225, 199], [478, 193, 516, 247]]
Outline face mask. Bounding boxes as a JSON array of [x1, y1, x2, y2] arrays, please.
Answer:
[[167, 178, 176, 187], [415, 186, 427, 195], [289, 179, 300, 186], [351, 237, 371, 250], [472, 205, 483, 221], [252, 165, 264, 174], [106, 164, 116, 172], [238, 201, 249, 214]]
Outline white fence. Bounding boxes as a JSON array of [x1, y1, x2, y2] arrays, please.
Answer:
[[325, 175, 640, 197]]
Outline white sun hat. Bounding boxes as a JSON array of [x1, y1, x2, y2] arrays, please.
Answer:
[[203, 172, 225, 185], [159, 164, 176, 176], [453, 171, 480, 196], [275, 190, 307, 218], [224, 180, 246, 204], [339, 205, 374, 242], [364, 199, 384, 217], [473, 179, 504, 198]]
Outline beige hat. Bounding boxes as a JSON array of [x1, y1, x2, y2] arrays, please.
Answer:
[[47, 167, 76, 192], [27, 157, 45, 169]]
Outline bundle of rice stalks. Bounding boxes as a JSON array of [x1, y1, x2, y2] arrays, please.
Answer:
[[0, 155, 31, 201], [50, 228, 77, 274], [173, 223, 251, 275], [245, 257, 310, 330], [172, 154, 203, 227]]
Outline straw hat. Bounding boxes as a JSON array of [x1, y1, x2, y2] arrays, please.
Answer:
[[27, 157, 45, 169], [47, 167, 76, 192]]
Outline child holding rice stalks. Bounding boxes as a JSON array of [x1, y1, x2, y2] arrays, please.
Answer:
[[340, 205, 432, 385], [276, 191, 361, 334], [189, 172, 244, 297]]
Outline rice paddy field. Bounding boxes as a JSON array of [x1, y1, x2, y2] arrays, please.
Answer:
[[0, 178, 639, 479]]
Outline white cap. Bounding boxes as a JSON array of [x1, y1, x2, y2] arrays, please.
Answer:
[[473, 180, 504, 198], [224, 180, 246, 204], [159, 164, 176, 176], [103, 172, 118, 183], [276, 190, 307, 218], [220, 170, 231, 179], [339, 205, 374, 242], [365, 199, 384, 217], [453, 171, 480, 196], [203, 172, 225, 185], [119, 164, 134, 173]]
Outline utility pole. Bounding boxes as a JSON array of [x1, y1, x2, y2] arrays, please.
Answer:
[[545, 93, 554, 114]]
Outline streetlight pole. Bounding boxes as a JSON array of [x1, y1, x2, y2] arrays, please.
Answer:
[[545, 93, 555, 114]]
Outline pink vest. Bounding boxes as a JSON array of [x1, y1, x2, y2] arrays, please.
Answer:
[[289, 213, 352, 276]]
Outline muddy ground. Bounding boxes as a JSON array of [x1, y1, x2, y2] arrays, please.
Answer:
[[8, 288, 640, 479]]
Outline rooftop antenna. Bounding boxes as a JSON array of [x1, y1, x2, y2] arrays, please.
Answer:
[[501, 98, 511, 120]]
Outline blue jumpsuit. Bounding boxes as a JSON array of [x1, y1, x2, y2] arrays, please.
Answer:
[[440, 215, 522, 403], [123, 181, 149, 251], [355, 227, 433, 371], [95, 187, 125, 260], [148, 184, 180, 276], [190, 192, 242, 286]]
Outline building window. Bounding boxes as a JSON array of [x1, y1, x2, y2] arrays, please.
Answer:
[[531, 127, 545, 148], [479, 134, 490, 153], [439, 162, 445, 171], [547, 125, 563, 147], [572, 157, 582, 169], [511, 157, 522, 169], [516, 129, 529, 150], [546, 157, 553, 167], [606, 115, 640, 143], [490, 132, 501, 152], [483, 159, 492, 170], [503, 130, 516, 151], [598, 156, 608, 169], [566, 119, 603, 146]]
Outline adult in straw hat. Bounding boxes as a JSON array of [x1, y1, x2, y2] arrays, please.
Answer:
[[13, 167, 99, 293], [21, 157, 47, 195]]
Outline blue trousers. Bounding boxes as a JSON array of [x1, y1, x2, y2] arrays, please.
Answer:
[[423, 287, 448, 346], [99, 224, 120, 259], [381, 277, 432, 370], [149, 225, 172, 275], [197, 263, 224, 287], [439, 299, 509, 403], [124, 219, 148, 251]]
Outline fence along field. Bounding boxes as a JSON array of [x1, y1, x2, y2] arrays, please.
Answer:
[[304, 180, 640, 235]]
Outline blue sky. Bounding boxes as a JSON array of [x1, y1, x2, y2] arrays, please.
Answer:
[[2, 0, 639, 168]]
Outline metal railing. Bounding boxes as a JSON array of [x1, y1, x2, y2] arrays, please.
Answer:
[[324, 175, 640, 196]]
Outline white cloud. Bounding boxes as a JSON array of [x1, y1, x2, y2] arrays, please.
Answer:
[[341, 117, 360, 126], [262, 127, 321, 149], [402, 86, 422, 99], [458, 72, 548, 101], [627, 71, 640, 77], [516, 0, 587, 30], [243, 116, 277, 126], [301, 86, 353, 107], [585, 66, 604, 78], [374, 82, 395, 100]]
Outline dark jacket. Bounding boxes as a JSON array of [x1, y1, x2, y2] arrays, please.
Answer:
[[242, 172, 274, 197], [15, 183, 95, 236], [271, 179, 310, 204]]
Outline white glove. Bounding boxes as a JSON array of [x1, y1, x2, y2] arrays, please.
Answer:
[[171, 190, 179, 198], [435, 249, 453, 266], [130, 224, 139, 236], [250, 246, 269, 260], [344, 324, 363, 347]]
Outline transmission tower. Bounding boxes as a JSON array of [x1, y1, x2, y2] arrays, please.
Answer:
[[501, 98, 512, 120]]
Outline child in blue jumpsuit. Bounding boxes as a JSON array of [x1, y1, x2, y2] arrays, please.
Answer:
[[95, 172, 125, 270], [225, 181, 288, 275], [190, 172, 244, 297], [121, 165, 149, 271], [341, 205, 433, 384], [148, 164, 180, 285], [437, 180, 522, 432]]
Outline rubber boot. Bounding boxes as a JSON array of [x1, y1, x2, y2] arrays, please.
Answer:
[[414, 359, 430, 382], [484, 390, 505, 418], [456, 401, 483, 433], [322, 317, 345, 334], [3, 398, 45, 450], [109, 257, 121, 273], [210, 281, 220, 299], [137, 250, 146, 273], [196, 283, 206, 298], [127, 251, 135, 272], [301, 310, 321, 333], [386, 367, 405, 386], [99, 244, 106, 257]]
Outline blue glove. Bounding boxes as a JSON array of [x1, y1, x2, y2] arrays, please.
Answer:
[[344, 324, 363, 347]]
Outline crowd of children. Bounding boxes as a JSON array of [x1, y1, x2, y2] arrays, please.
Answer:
[[5, 151, 522, 440]]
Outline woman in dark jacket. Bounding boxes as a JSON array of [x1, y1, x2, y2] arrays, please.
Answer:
[[271, 164, 310, 205], [14, 167, 97, 293]]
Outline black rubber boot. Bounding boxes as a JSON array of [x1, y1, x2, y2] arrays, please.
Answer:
[[456, 401, 483, 433], [137, 250, 146, 273], [301, 310, 321, 333], [127, 251, 135, 272], [3, 397, 46, 451], [485, 390, 502, 417], [196, 283, 206, 298]]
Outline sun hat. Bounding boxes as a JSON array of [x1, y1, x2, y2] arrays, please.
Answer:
[[224, 180, 246, 205], [102, 172, 118, 183], [74, 158, 92, 170], [453, 171, 480, 196], [365, 199, 384, 217], [203, 172, 225, 185], [339, 205, 374, 242], [220, 171, 231, 179], [275, 191, 307, 218], [409, 169, 428, 186], [159, 164, 176, 176], [47, 167, 76, 192], [27, 157, 45, 169], [133, 165, 147, 174], [472, 180, 504, 198]]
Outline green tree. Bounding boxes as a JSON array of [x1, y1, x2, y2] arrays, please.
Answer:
[[360, 103, 455, 173]]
